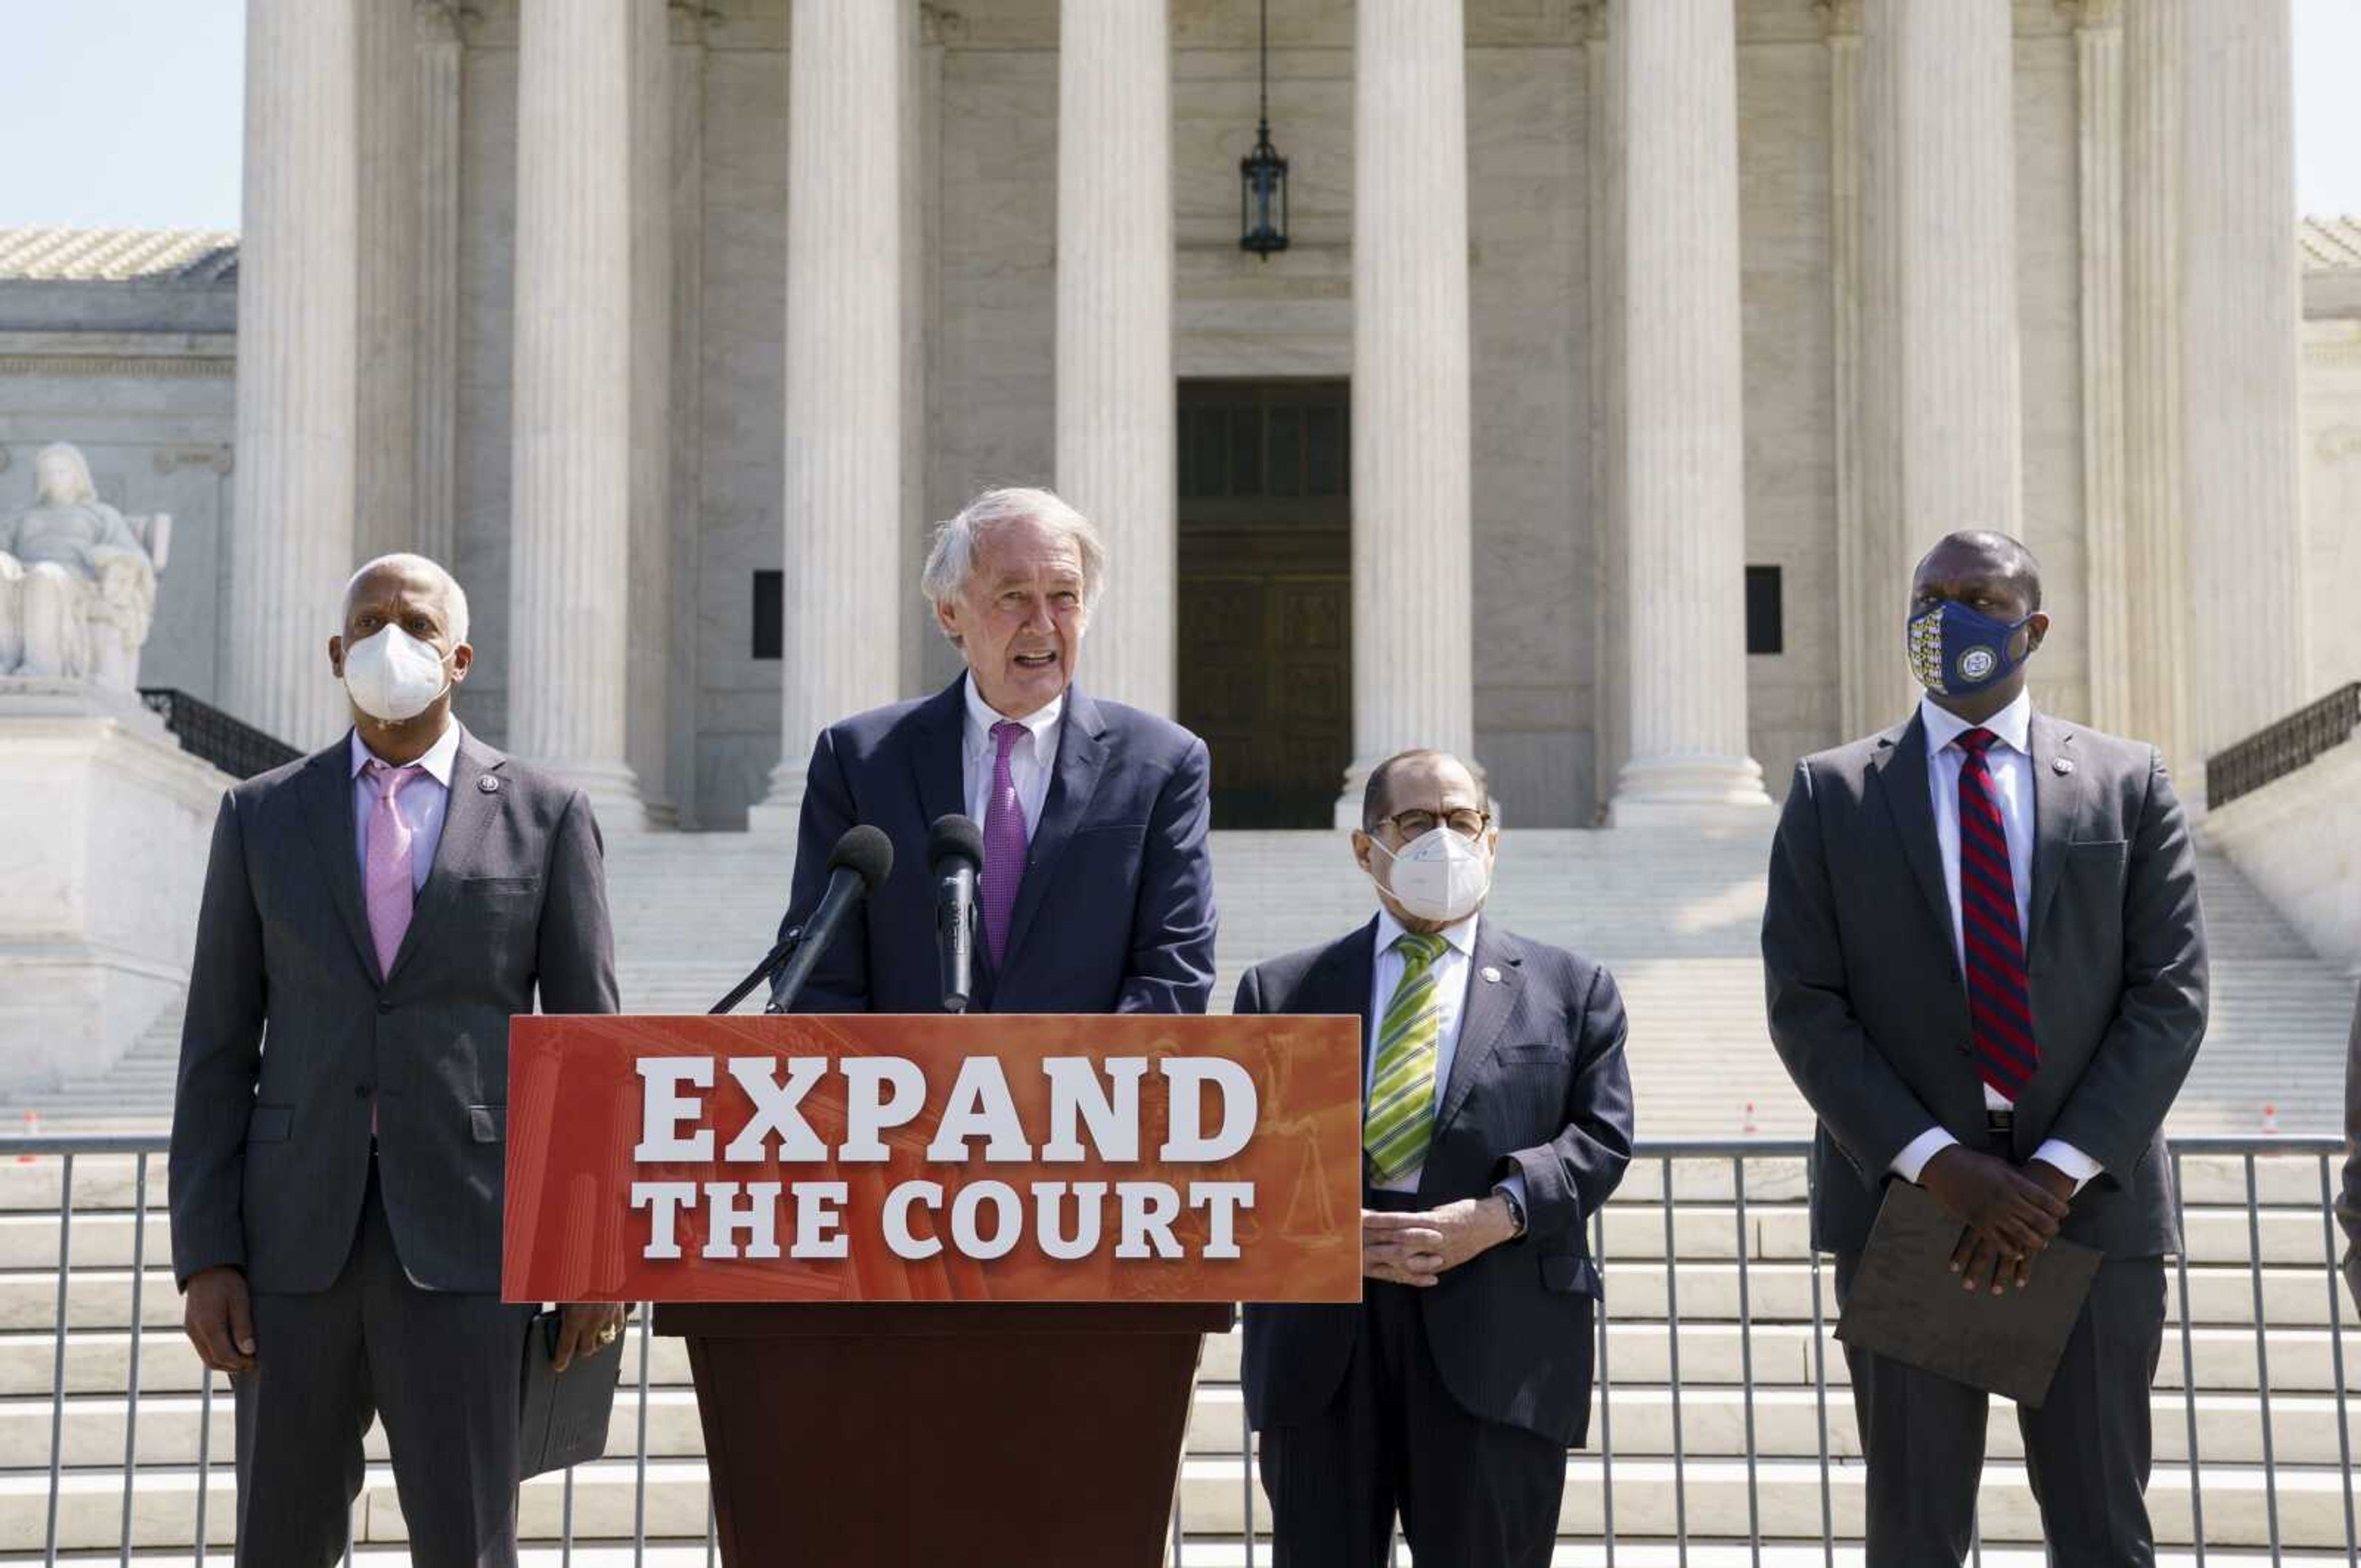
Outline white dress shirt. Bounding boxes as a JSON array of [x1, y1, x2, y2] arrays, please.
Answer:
[[961, 675, 1062, 837], [1891, 691, 2101, 1191], [1364, 909, 1527, 1218], [348, 721, 460, 894]]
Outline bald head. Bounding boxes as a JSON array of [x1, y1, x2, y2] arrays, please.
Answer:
[[341, 553, 470, 648], [1912, 530, 2042, 614]]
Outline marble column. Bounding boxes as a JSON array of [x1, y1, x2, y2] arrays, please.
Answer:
[[354, 0, 419, 564], [1056, 0, 1174, 717], [2179, 0, 2309, 782], [666, 2, 710, 825], [1585, 0, 1627, 816], [413, 0, 464, 569], [1824, 1, 1874, 738], [627, 0, 675, 824], [751, 0, 908, 829], [1338, 0, 1474, 827], [1605, 0, 1770, 825], [1853, 0, 2023, 722], [2123, 0, 2193, 768], [224, 0, 359, 749], [2073, 1, 2132, 732], [507, 0, 643, 822]]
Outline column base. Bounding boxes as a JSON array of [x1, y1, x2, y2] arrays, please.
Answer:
[[526, 755, 649, 834], [745, 756, 809, 840], [1607, 752, 1774, 829]]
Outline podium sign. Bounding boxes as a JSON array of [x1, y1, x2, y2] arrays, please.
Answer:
[[502, 1013, 1362, 1306]]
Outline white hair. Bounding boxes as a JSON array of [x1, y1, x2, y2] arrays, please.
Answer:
[[342, 552, 471, 647], [920, 487, 1107, 640]]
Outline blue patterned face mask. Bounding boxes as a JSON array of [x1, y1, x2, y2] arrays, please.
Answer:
[[1906, 600, 2035, 697]]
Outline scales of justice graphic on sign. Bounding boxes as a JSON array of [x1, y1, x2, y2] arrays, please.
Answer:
[[502, 1012, 1364, 1307]]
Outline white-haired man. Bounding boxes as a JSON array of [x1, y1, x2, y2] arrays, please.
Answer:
[[170, 552, 622, 1566], [775, 485, 1217, 1015]]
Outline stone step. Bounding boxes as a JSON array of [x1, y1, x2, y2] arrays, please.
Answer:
[[12, 1549, 2355, 1568], [8, 1449, 2360, 1553], [6, 1318, 2360, 1402], [6, 1381, 2354, 1473]]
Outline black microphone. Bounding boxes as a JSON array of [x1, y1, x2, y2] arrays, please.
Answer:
[[929, 814, 984, 1014], [765, 824, 894, 1014]]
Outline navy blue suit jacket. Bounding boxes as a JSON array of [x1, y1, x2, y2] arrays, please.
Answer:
[[777, 678, 1217, 1015], [1237, 918, 1634, 1447]]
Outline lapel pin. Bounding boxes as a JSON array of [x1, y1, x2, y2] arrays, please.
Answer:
[[2052, 758, 2074, 776], [478, 774, 501, 794], [1481, 965, 1502, 984]]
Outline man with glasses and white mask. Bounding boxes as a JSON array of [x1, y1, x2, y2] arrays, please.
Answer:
[[1233, 747, 1635, 1567], [169, 552, 622, 1566]]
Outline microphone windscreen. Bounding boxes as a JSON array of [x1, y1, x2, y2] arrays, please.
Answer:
[[928, 813, 985, 872], [828, 823, 895, 892]]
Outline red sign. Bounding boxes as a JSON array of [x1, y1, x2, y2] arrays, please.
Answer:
[[502, 1014, 1363, 1305]]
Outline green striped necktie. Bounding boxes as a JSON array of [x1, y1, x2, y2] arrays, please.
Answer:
[[1365, 929, 1450, 1183]]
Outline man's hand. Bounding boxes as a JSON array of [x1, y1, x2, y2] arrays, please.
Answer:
[[183, 1266, 256, 1373], [1361, 1198, 1517, 1289], [1921, 1147, 2071, 1294], [552, 1302, 627, 1374]]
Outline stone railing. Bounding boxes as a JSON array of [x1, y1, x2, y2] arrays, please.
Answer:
[[136, 688, 301, 781]]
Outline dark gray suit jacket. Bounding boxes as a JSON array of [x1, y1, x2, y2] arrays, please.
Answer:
[[169, 726, 618, 1294], [1762, 710, 2208, 1258], [1237, 918, 1634, 1447]]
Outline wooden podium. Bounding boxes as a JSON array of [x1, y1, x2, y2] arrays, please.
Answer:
[[505, 1013, 1361, 1568], [660, 1301, 1232, 1565]]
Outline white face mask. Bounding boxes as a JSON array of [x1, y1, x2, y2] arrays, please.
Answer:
[[1367, 825, 1493, 926], [341, 624, 451, 723]]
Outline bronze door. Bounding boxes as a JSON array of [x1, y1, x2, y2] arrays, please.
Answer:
[[1177, 380, 1351, 830]]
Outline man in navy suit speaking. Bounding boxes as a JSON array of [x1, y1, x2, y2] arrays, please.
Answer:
[[776, 486, 1217, 1016]]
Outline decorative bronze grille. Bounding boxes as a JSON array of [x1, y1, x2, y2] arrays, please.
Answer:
[[2205, 682, 2361, 810]]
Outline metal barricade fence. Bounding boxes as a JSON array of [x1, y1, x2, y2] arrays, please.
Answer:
[[5, 1132, 2352, 1564]]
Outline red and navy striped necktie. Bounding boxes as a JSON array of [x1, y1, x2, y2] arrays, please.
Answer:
[[1954, 728, 2039, 1098]]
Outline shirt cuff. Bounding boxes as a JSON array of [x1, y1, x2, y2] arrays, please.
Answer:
[[1491, 1173, 1530, 1233], [2030, 1139, 2103, 1196], [1891, 1126, 1960, 1185]]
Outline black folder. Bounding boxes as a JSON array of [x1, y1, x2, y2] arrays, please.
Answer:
[[519, 1309, 625, 1478], [1833, 1180, 2102, 1408]]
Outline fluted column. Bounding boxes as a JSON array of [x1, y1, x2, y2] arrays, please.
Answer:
[[1056, 0, 1174, 716], [508, 0, 643, 822], [413, 0, 464, 568], [1825, 1, 1875, 738], [626, 0, 675, 823], [354, 0, 419, 563], [751, 0, 908, 829], [1337, 0, 1474, 827], [2124, 0, 2193, 769], [1853, 0, 2023, 721], [224, 0, 358, 749], [2074, 0, 2132, 731], [1605, 0, 1770, 825], [2180, 0, 2308, 786]]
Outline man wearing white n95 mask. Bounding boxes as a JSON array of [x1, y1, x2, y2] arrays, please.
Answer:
[[1235, 747, 1634, 1566], [170, 553, 622, 1566]]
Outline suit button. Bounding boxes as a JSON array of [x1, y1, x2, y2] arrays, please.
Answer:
[[355, 1082, 373, 1099], [376, 998, 392, 1014]]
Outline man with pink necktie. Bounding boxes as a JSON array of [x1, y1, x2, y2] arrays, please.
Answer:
[[775, 485, 1217, 1017], [168, 553, 620, 1567]]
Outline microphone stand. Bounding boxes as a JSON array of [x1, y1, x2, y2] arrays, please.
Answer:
[[710, 925, 805, 1015]]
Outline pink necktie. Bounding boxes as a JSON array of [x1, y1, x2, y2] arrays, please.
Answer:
[[981, 720, 1029, 966], [363, 758, 425, 979]]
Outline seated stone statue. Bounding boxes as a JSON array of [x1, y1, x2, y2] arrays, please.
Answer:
[[0, 442, 166, 690]]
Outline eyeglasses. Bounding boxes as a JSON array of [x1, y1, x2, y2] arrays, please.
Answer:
[[1372, 807, 1490, 841]]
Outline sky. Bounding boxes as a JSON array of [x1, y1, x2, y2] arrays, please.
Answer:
[[0, 0, 2354, 232]]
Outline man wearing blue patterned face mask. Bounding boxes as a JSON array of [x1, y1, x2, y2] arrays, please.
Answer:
[[1231, 748, 1635, 1566], [1763, 529, 2208, 1565]]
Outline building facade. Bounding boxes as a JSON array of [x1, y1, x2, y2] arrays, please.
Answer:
[[1, 0, 2349, 833]]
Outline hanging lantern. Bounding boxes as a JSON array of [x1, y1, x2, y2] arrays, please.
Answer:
[[1239, 0, 1289, 258]]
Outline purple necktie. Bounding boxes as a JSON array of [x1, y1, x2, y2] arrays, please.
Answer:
[[363, 758, 425, 979], [981, 720, 1029, 966], [1954, 728, 2039, 1098]]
